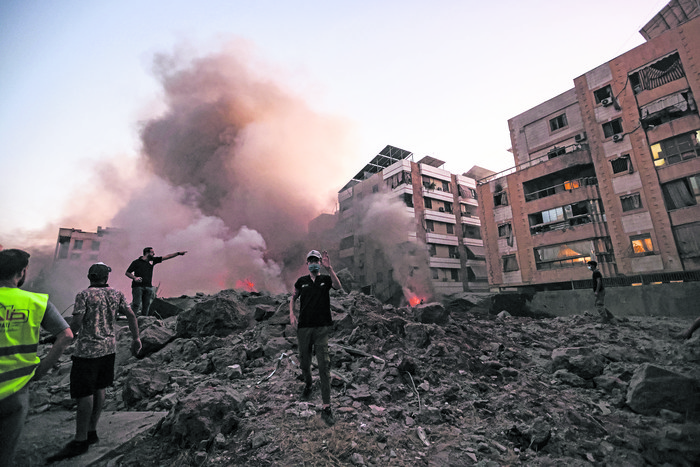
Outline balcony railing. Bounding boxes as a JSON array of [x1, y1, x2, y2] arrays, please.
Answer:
[[525, 177, 597, 202], [477, 143, 589, 185]]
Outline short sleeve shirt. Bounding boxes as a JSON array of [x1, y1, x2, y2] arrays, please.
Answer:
[[592, 270, 604, 291], [73, 286, 130, 358], [294, 274, 334, 328], [126, 257, 163, 288]]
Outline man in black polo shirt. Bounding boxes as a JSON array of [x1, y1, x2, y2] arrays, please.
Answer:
[[588, 260, 615, 323], [125, 247, 186, 316], [289, 249, 341, 426]]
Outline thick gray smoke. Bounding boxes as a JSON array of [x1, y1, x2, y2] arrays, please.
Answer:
[[13, 43, 359, 310], [356, 190, 434, 302]]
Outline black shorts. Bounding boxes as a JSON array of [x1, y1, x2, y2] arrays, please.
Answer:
[[70, 354, 115, 399]]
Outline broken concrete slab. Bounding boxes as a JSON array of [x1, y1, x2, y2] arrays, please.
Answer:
[[14, 410, 166, 467]]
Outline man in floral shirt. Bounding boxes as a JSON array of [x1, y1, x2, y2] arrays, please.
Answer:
[[47, 263, 141, 463]]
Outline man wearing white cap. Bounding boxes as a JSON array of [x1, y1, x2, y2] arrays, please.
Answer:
[[47, 262, 141, 462], [289, 250, 341, 426]]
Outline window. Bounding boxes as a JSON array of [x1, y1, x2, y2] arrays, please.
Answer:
[[458, 186, 477, 200], [372, 185, 379, 193], [564, 180, 580, 190], [441, 181, 451, 192], [651, 131, 700, 167], [340, 236, 354, 250], [426, 220, 435, 232], [73, 240, 83, 250], [494, 190, 508, 207], [462, 224, 482, 239], [498, 223, 512, 238], [431, 269, 439, 280], [550, 114, 568, 132], [611, 155, 633, 174], [502, 255, 519, 272], [629, 52, 685, 94], [448, 246, 459, 258], [673, 222, 700, 258], [542, 207, 565, 224], [450, 269, 460, 281], [662, 174, 700, 210], [620, 193, 642, 212], [631, 234, 654, 255], [640, 90, 697, 127], [602, 119, 623, 138], [428, 244, 437, 256], [594, 85, 612, 104], [529, 201, 597, 235], [91, 241, 100, 251], [424, 198, 433, 209], [534, 240, 594, 270], [446, 224, 454, 235], [402, 193, 414, 208]]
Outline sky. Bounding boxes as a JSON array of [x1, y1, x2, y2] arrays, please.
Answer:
[[1, 0, 669, 245]]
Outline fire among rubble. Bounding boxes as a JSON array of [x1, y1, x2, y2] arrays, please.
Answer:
[[235, 278, 257, 292]]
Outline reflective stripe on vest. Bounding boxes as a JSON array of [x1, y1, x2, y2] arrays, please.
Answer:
[[0, 288, 47, 400]]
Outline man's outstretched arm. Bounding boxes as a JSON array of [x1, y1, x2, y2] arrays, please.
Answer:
[[162, 251, 187, 261]]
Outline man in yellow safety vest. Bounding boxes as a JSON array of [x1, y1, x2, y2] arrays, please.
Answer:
[[0, 249, 73, 467]]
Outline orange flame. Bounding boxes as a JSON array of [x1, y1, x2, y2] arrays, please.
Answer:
[[408, 296, 421, 307], [235, 278, 257, 292]]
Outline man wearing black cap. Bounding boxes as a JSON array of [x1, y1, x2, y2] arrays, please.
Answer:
[[587, 260, 615, 323], [48, 263, 141, 462], [289, 250, 341, 426]]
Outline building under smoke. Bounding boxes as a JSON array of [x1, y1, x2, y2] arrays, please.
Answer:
[[329, 145, 492, 305]]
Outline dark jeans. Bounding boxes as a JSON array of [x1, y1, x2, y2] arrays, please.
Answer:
[[0, 385, 29, 467], [297, 326, 332, 405], [132, 286, 156, 316]]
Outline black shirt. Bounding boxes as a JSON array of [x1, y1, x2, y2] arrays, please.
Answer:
[[591, 270, 604, 292], [294, 274, 334, 328], [126, 257, 163, 288]]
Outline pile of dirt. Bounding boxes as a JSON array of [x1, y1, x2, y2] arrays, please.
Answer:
[[23, 288, 700, 466]]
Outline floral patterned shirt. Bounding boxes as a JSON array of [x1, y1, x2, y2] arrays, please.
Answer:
[[73, 285, 130, 358]]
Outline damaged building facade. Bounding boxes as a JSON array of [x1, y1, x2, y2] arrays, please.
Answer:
[[54, 226, 125, 264], [478, 0, 700, 290], [334, 145, 492, 302]]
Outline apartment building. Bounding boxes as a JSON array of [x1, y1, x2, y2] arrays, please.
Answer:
[[335, 145, 491, 303], [478, 0, 700, 290], [54, 226, 125, 264]]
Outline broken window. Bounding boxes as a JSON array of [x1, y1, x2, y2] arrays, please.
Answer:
[[662, 174, 700, 210], [502, 255, 519, 272], [640, 90, 697, 127], [493, 190, 508, 207], [631, 234, 654, 255], [629, 52, 685, 94], [673, 222, 700, 258], [549, 114, 568, 132], [651, 130, 700, 167], [534, 240, 593, 270], [620, 193, 642, 212], [594, 85, 613, 104], [602, 119, 623, 138], [402, 193, 414, 207], [498, 223, 512, 238], [611, 155, 633, 174], [462, 224, 482, 239]]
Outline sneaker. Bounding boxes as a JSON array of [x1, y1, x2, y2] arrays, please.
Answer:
[[321, 406, 335, 426], [300, 385, 312, 401], [46, 439, 90, 463], [87, 431, 99, 445]]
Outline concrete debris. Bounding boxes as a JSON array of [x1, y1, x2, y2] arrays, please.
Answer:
[[13, 288, 700, 466]]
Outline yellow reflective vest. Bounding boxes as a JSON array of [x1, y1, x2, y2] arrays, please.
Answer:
[[0, 287, 47, 400]]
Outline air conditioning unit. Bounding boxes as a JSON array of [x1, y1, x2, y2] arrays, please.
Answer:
[[438, 207, 445, 212], [574, 132, 587, 143], [612, 134, 624, 143], [601, 97, 614, 107]]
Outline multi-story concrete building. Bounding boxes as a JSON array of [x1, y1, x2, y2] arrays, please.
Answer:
[[54, 226, 125, 264], [478, 0, 700, 290], [335, 145, 492, 303]]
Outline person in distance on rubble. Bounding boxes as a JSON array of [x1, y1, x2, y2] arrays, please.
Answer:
[[125, 246, 186, 316], [47, 262, 141, 463], [588, 260, 616, 323], [0, 249, 73, 467], [289, 249, 342, 426]]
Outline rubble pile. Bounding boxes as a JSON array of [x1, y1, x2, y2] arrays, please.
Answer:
[[21, 288, 700, 466]]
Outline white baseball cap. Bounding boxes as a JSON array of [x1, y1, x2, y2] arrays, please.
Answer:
[[307, 250, 322, 260]]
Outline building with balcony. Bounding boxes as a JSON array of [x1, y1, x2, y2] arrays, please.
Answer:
[[54, 226, 126, 265], [477, 0, 700, 290], [336, 145, 492, 303]]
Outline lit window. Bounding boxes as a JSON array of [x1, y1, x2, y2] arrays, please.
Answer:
[[564, 180, 580, 190], [631, 234, 654, 255], [651, 131, 700, 167]]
